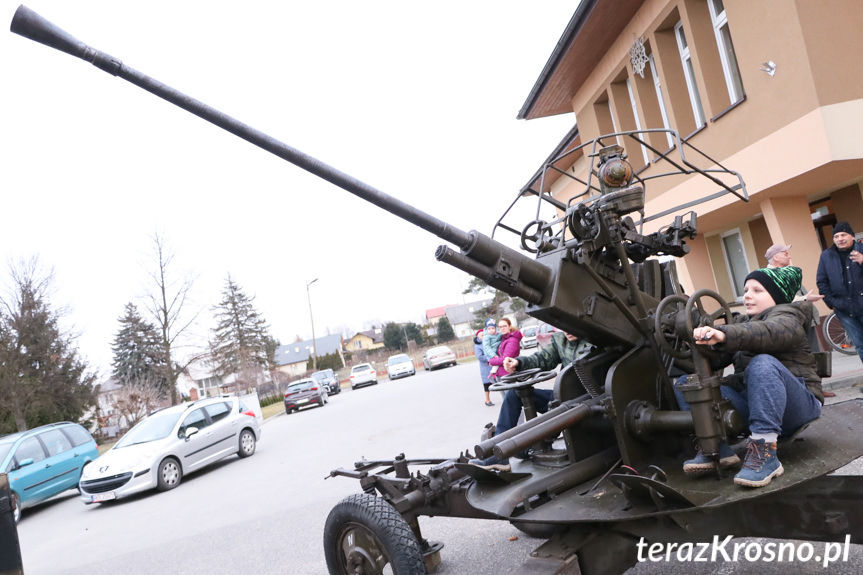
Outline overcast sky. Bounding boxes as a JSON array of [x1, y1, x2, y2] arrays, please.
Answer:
[[1, 1, 577, 376]]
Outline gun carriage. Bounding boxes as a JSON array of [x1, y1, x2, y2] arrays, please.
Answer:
[[10, 6, 863, 574]]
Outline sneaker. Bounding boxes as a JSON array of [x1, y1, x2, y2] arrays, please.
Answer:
[[734, 438, 783, 487], [683, 442, 740, 476], [485, 401, 495, 406], [468, 455, 511, 472]]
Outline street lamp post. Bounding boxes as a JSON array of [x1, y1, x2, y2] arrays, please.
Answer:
[[306, 278, 318, 371]]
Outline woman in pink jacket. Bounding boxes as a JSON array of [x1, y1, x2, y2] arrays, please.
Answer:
[[487, 318, 522, 379]]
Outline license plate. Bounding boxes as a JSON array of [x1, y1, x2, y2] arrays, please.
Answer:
[[90, 492, 116, 503], [297, 398, 309, 404]]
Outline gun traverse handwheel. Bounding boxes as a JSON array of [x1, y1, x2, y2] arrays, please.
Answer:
[[489, 368, 557, 391], [654, 294, 692, 360], [520, 220, 551, 254], [683, 289, 733, 351]]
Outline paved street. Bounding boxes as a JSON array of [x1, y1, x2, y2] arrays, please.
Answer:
[[13, 352, 863, 574]]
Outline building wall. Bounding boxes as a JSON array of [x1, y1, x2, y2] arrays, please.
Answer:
[[557, 0, 863, 301]]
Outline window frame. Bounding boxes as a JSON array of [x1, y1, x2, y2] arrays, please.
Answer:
[[720, 229, 750, 299], [626, 77, 650, 165], [707, 0, 745, 104], [648, 55, 674, 149], [674, 21, 706, 130]]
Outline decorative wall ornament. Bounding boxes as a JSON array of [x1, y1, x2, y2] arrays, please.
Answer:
[[630, 36, 649, 78]]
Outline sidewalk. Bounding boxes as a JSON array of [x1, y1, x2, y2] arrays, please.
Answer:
[[822, 350, 863, 393]]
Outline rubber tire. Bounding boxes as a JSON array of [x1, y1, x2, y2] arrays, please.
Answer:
[[323, 493, 427, 575], [285, 406, 293, 415], [156, 457, 182, 491], [237, 429, 256, 458], [11, 492, 20, 524]]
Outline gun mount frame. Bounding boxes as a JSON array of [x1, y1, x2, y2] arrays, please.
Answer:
[[11, 6, 863, 575]]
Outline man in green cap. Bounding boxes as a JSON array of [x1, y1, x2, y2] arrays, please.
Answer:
[[677, 265, 824, 488]]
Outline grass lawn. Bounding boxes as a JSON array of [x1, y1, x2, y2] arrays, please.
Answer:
[[98, 441, 117, 455], [261, 401, 284, 419]]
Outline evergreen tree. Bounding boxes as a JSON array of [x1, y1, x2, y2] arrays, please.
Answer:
[[310, 351, 343, 371], [383, 322, 406, 350], [209, 275, 271, 384], [0, 259, 95, 433], [405, 322, 424, 346], [436, 316, 456, 343], [110, 303, 169, 397], [265, 335, 281, 371]]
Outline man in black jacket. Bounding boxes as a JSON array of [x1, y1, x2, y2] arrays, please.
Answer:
[[816, 221, 863, 366]]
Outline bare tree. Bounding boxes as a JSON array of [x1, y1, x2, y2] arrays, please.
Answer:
[[142, 233, 203, 405], [111, 375, 165, 429]]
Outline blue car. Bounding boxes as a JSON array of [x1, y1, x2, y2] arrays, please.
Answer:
[[0, 421, 100, 523]]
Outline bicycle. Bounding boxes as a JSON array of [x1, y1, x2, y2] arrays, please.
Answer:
[[822, 311, 857, 355]]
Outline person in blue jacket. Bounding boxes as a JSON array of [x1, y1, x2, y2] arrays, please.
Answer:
[[473, 328, 494, 406], [816, 221, 863, 366]]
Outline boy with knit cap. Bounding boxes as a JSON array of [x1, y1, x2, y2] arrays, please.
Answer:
[[679, 265, 824, 487]]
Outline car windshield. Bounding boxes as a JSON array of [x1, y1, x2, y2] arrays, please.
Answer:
[[311, 372, 330, 382], [389, 356, 410, 364], [289, 381, 314, 391], [429, 347, 450, 355], [115, 411, 181, 448], [524, 327, 537, 337], [353, 365, 370, 372], [0, 443, 12, 462]]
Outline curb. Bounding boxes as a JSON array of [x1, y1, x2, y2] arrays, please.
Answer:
[[823, 371, 863, 393]]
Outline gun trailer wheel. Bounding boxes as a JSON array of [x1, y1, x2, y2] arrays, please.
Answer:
[[324, 493, 427, 575]]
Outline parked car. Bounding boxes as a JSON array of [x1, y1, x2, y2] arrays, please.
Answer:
[[78, 396, 260, 504], [536, 321, 562, 349], [386, 354, 416, 380], [422, 345, 457, 371], [311, 368, 340, 395], [520, 325, 539, 349], [349, 363, 378, 389], [284, 378, 328, 414], [0, 421, 99, 523]]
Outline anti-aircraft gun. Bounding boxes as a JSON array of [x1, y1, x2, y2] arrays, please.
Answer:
[[10, 6, 863, 574]]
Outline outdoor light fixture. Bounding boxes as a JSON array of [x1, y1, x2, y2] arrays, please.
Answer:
[[306, 278, 319, 370], [758, 60, 776, 77]]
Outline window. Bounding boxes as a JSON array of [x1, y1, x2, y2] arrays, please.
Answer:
[[649, 55, 674, 149], [626, 78, 650, 165], [708, 0, 744, 103], [180, 408, 209, 437], [62, 424, 94, 447], [674, 21, 706, 129], [205, 402, 232, 423], [15, 437, 46, 464], [40, 429, 73, 457], [721, 230, 749, 299]]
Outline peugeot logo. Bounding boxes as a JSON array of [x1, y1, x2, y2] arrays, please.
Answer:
[[100, 466, 110, 473]]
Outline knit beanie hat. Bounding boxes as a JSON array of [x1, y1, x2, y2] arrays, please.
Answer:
[[744, 266, 802, 305], [833, 221, 855, 236], [485, 318, 495, 328]]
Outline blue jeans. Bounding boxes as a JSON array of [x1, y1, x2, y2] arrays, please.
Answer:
[[496, 388, 555, 435], [674, 354, 821, 437], [835, 310, 863, 365]]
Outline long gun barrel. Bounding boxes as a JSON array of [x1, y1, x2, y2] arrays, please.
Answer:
[[10, 5, 551, 303]]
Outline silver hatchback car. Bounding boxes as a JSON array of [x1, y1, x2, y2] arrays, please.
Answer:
[[79, 396, 261, 503]]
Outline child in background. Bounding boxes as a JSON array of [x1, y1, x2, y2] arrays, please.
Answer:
[[482, 318, 502, 380]]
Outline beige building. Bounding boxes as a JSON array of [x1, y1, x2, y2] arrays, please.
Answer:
[[345, 328, 385, 353], [520, 0, 863, 309]]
